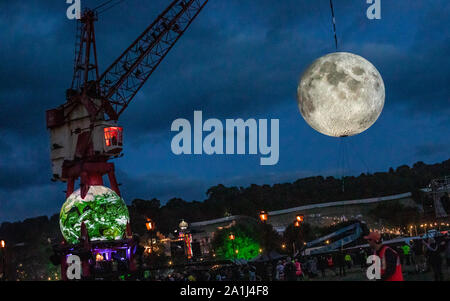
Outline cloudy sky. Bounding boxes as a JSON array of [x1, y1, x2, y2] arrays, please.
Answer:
[[0, 0, 448, 222]]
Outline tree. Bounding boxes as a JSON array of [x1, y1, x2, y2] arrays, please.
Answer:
[[282, 223, 315, 255], [211, 219, 281, 261]]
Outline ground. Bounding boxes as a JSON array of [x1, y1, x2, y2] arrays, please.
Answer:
[[310, 263, 450, 281]]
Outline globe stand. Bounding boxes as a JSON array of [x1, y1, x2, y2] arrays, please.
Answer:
[[63, 161, 120, 199], [53, 221, 137, 281]]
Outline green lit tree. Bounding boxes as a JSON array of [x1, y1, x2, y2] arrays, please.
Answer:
[[211, 219, 281, 261]]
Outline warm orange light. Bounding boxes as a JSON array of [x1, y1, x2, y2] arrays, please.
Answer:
[[229, 234, 235, 241], [296, 215, 304, 222], [294, 221, 300, 227], [259, 211, 268, 222], [0, 240, 5, 248], [145, 219, 155, 231], [96, 253, 104, 262]]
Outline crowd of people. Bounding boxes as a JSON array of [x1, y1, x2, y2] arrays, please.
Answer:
[[150, 231, 450, 282], [89, 231, 450, 281]]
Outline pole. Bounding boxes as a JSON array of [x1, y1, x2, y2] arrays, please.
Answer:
[[0, 244, 6, 281], [150, 232, 154, 255]]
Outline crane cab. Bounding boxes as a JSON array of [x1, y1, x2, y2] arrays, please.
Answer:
[[46, 102, 124, 181], [95, 123, 123, 155]]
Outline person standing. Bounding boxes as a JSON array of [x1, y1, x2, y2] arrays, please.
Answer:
[[327, 255, 337, 276], [275, 260, 284, 281], [344, 253, 352, 270], [424, 238, 444, 281], [364, 231, 404, 281], [359, 248, 367, 271], [294, 258, 303, 280], [401, 243, 411, 266], [317, 256, 326, 278], [284, 257, 297, 281], [336, 251, 346, 276]]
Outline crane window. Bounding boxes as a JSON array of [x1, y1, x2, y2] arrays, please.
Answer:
[[104, 127, 123, 147]]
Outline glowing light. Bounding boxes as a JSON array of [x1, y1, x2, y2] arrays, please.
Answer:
[[96, 253, 104, 262], [259, 211, 268, 222], [145, 218, 155, 231], [104, 127, 123, 147]]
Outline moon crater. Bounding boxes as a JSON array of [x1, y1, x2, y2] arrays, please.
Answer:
[[297, 52, 385, 137]]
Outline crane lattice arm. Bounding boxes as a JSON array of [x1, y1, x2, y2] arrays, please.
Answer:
[[98, 0, 208, 120]]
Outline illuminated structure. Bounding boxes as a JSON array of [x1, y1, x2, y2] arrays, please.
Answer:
[[47, 1, 209, 280], [179, 220, 193, 259]]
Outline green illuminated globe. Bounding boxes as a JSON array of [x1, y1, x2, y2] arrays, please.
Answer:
[[60, 186, 130, 244]]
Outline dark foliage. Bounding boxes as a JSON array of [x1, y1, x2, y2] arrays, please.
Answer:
[[127, 159, 449, 235]]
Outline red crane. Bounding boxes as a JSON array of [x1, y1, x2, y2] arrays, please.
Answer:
[[46, 0, 209, 199]]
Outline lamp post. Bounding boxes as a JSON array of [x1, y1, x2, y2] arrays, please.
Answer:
[[229, 233, 237, 261], [296, 214, 304, 223], [145, 219, 155, 255], [259, 210, 269, 257], [259, 211, 268, 223], [293, 219, 303, 257], [0, 240, 5, 281]]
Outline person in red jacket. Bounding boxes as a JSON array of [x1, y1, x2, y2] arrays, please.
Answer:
[[294, 258, 303, 280], [364, 232, 404, 281]]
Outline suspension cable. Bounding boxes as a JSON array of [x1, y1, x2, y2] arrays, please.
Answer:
[[329, 0, 338, 50]]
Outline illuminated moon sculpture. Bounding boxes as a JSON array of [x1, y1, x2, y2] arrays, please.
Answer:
[[297, 52, 385, 137], [59, 186, 130, 244]]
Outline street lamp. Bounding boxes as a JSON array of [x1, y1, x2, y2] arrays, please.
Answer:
[[259, 211, 268, 223], [145, 219, 156, 255], [145, 218, 155, 232], [0, 240, 5, 281], [229, 233, 237, 260], [296, 214, 304, 223]]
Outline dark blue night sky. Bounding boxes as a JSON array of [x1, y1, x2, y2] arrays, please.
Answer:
[[0, 0, 448, 222]]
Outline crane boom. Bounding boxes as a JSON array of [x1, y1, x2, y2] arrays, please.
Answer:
[[46, 0, 209, 199], [98, 0, 209, 120]]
